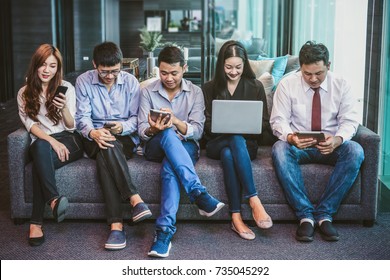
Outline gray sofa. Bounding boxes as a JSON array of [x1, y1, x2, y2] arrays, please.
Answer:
[[8, 125, 380, 226]]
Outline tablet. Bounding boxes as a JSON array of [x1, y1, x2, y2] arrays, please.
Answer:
[[296, 131, 325, 143]]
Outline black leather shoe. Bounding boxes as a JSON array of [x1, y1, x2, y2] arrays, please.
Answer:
[[28, 230, 45, 246], [53, 196, 69, 223], [319, 221, 339, 241], [296, 222, 314, 242]]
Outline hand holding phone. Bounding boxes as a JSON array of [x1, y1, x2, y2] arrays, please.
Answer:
[[150, 109, 171, 124], [103, 122, 115, 129], [54, 85, 68, 97]]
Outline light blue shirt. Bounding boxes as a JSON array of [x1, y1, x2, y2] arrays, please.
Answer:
[[138, 79, 205, 142], [75, 70, 140, 145]]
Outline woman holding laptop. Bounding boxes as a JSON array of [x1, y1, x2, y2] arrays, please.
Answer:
[[202, 40, 272, 240]]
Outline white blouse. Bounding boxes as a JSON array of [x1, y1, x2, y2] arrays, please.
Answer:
[[17, 80, 76, 143]]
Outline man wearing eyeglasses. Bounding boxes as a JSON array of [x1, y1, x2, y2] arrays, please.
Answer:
[[75, 41, 152, 251]]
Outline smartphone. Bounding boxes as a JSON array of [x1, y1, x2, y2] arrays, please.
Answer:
[[150, 109, 171, 124], [296, 131, 325, 143], [103, 122, 115, 129], [54, 85, 68, 97]]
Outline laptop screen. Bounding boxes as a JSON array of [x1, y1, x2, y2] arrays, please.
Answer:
[[211, 100, 263, 134]]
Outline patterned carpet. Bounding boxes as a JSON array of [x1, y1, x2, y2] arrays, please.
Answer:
[[0, 211, 390, 260]]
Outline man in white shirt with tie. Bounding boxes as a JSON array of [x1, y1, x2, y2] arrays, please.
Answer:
[[270, 41, 364, 242]]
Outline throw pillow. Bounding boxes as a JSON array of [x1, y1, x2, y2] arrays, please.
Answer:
[[257, 55, 289, 85], [248, 59, 274, 78], [238, 38, 253, 50], [257, 72, 275, 116], [285, 54, 300, 74]]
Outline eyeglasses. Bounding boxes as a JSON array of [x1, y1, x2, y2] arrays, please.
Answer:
[[98, 69, 121, 78]]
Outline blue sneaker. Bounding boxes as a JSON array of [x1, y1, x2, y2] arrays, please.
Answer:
[[132, 202, 152, 223], [148, 229, 173, 258], [105, 230, 126, 250], [195, 192, 225, 217]]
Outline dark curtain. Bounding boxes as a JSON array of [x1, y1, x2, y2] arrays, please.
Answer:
[[55, 0, 75, 74], [0, 0, 14, 103]]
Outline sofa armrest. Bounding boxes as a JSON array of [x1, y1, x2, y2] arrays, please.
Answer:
[[7, 127, 31, 219], [351, 125, 381, 221]]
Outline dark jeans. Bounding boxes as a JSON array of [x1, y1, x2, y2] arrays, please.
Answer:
[[206, 135, 258, 213], [30, 131, 83, 225], [82, 135, 137, 225]]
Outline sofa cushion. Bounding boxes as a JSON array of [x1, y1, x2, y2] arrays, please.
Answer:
[[23, 148, 362, 208], [249, 59, 274, 78], [257, 55, 289, 85], [257, 72, 275, 116], [285, 54, 300, 74]]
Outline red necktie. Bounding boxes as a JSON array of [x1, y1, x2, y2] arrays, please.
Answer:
[[311, 87, 321, 131]]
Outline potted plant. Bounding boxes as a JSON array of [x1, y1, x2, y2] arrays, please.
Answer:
[[139, 26, 163, 55], [168, 21, 179, 32], [139, 27, 163, 78]]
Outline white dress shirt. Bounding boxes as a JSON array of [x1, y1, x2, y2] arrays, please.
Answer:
[[270, 71, 359, 142]]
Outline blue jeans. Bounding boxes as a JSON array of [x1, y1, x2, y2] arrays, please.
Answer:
[[272, 140, 364, 223], [145, 128, 206, 235], [29, 131, 83, 225], [206, 135, 258, 213]]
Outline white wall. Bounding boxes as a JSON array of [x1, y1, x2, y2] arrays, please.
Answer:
[[333, 0, 368, 123]]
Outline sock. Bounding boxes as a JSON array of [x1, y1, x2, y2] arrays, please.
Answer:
[[318, 219, 332, 226], [300, 218, 314, 227]]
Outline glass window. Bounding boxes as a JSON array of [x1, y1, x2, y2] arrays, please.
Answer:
[[206, 0, 367, 121], [379, 0, 390, 185]]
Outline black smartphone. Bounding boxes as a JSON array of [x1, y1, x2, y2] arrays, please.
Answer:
[[103, 122, 115, 129], [54, 85, 68, 97]]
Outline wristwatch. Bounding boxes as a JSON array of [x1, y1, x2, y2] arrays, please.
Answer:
[[145, 127, 155, 137]]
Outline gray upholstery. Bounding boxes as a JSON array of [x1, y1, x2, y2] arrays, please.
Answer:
[[8, 125, 380, 224]]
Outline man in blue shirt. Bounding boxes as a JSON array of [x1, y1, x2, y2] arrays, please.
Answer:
[[138, 46, 224, 258], [75, 41, 151, 251]]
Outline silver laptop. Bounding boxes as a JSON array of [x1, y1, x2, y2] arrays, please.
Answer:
[[211, 100, 263, 134]]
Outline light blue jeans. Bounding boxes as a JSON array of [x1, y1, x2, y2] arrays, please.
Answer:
[[272, 140, 364, 223], [145, 128, 206, 234]]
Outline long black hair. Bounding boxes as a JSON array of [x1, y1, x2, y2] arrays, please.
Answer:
[[212, 40, 256, 98]]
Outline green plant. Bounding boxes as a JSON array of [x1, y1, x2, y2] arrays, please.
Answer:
[[139, 27, 163, 52], [168, 21, 180, 28]]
